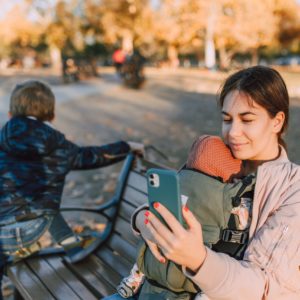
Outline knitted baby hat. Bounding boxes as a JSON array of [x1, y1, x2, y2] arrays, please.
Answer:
[[186, 135, 242, 183]]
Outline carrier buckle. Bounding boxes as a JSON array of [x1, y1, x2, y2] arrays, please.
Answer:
[[221, 229, 248, 244]]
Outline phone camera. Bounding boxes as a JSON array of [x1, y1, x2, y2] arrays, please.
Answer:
[[149, 174, 154, 179], [150, 180, 154, 186]]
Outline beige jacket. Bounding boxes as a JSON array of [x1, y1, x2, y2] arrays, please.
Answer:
[[184, 148, 300, 299]]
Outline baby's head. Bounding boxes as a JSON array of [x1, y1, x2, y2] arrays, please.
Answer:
[[9, 80, 55, 122], [186, 135, 242, 182]]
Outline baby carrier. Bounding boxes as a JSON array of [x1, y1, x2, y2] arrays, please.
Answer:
[[136, 168, 256, 298]]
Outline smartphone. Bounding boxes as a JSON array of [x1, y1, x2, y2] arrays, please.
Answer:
[[147, 168, 183, 225]]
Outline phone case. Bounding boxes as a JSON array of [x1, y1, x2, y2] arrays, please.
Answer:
[[147, 168, 183, 225]]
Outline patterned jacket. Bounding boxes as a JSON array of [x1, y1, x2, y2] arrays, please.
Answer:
[[0, 116, 130, 224]]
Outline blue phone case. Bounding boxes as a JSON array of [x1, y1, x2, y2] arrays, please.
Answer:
[[147, 168, 183, 225]]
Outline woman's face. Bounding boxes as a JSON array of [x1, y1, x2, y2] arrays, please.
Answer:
[[222, 90, 284, 161]]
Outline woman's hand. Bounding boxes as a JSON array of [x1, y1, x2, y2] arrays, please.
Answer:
[[135, 209, 167, 263], [144, 203, 207, 272]]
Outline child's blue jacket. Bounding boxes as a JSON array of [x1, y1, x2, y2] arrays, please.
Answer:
[[0, 116, 130, 224]]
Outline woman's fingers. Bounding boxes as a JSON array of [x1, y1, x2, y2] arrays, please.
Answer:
[[182, 205, 202, 233], [144, 204, 207, 270], [145, 212, 173, 251], [147, 204, 190, 259], [146, 239, 166, 263], [138, 206, 204, 266], [152, 202, 184, 236]]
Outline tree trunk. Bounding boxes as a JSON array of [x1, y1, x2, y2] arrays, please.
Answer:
[[49, 45, 62, 76], [88, 57, 99, 77], [167, 45, 179, 68], [251, 48, 259, 65], [219, 46, 231, 70], [205, 38, 216, 69]]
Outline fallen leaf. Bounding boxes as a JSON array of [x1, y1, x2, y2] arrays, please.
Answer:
[[103, 180, 116, 193]]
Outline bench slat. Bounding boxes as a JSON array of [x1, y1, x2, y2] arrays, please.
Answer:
[[127, 171, 147, 194], [123, 185, 148, 207], [7, 262, 55, 300], [27, 257, 83, 299], [45, 256, 97, 300], [70, 255, 121, 296], [118, 200, 137, 222], [106, 233, 138, 265], [96, 246, 132, 278], [67, 257, 115, 298], [114, 217, 140, 246]]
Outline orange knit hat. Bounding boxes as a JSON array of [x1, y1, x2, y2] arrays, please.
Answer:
[[186, 135, 242, 183]]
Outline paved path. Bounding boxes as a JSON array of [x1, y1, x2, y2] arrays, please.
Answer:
[[1, 68, 300, 166]]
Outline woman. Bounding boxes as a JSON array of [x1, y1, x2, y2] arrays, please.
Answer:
[[108, 65, 300, 299]]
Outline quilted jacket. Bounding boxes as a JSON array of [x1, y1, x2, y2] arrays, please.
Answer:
[[0, 116, 130, 224]]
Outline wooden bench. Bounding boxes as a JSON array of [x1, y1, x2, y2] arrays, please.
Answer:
[[6, 153, 166, 300]]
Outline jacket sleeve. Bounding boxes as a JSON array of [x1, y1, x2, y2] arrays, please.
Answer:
[[69, 140, 131, 170], [183, 185, 300, 300]]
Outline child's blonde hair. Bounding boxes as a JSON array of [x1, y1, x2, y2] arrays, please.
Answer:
[[10, 80, 55, 121]]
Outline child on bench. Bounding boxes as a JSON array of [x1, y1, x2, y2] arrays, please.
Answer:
[[0, 80, 143, 300]]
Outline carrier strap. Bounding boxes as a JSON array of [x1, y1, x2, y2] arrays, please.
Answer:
[[221, 229, 248, 244], [231, 175, 255, 207], [213, 175, 255, 259]]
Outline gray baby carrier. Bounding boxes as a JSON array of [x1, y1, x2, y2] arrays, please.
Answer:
[[137, 168, 256, 299]]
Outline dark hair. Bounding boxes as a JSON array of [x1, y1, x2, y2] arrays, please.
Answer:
[[10, 80, 55, 121], [218, 66, 289, 149]]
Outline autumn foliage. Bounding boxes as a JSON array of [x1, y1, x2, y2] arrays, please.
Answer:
[[0, 0, 300, 69]]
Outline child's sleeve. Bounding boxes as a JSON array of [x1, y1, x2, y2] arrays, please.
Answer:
[[70, 140, 130, 170]]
